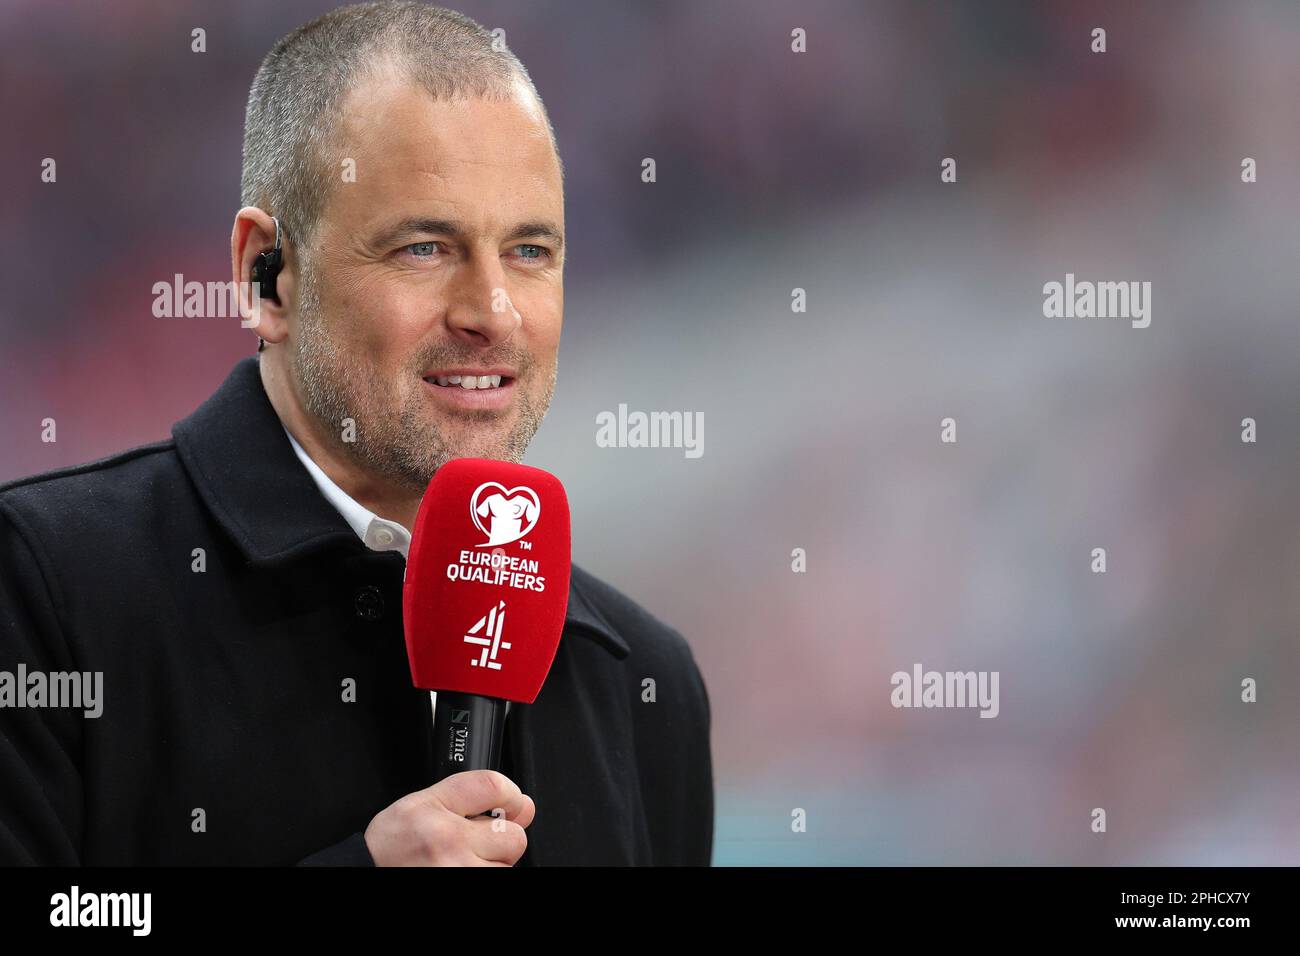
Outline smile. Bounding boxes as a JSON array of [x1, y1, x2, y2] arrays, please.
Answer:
[[421, 374, 515, 409], [424, 374, 508, 389]]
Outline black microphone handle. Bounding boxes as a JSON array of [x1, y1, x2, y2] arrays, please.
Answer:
[[430, 690, 510, 788]]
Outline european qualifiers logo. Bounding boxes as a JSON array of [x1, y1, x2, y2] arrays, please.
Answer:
[[445, 549, 546, 592], [1042, 272, 1152, 328], [464, 600, 511, 670], [470, 482, 540, 547], [445, 483, 547, 591]]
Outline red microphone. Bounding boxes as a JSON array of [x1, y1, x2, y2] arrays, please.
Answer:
[[403, 458, 570, 783]]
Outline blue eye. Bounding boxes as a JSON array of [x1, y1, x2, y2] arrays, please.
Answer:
[[407, 241, 437, 256]]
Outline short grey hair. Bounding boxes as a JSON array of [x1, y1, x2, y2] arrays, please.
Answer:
[[240, 2, 560, 254]]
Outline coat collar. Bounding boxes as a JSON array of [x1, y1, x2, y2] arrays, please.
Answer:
[[172, 356, 628, 659]]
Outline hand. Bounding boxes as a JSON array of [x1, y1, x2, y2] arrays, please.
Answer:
[[363, 769, 536, 866]]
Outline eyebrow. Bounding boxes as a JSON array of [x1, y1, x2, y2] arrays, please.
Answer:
[[372, 217, 564, 253]]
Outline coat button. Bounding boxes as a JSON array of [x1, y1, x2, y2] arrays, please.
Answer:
[[354, 585, 385, 621]]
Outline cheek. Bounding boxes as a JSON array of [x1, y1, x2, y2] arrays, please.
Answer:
[[522, 291, 563, 348], [335, 281, 427, 359]]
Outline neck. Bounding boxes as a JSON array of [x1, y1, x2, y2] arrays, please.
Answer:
[[259, 354, 420, 531]]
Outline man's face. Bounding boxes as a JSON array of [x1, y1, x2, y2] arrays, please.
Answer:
[[288, 72, 564, 493]]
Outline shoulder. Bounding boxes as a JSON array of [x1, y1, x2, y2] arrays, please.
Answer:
[[0, 438, 183, 539], [570, 562, 703, 674]]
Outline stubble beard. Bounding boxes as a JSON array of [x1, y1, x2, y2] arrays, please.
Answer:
[[289, 256, 558, 494]]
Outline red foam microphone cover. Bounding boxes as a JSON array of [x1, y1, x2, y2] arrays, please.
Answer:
[[403, 458, 571, 704]]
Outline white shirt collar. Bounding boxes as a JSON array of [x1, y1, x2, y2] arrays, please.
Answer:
[[282, 424, 412, 560]]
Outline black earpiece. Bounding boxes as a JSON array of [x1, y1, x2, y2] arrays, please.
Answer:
[[250, 216, 284, 304]]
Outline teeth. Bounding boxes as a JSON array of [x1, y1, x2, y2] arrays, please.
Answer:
[[428, 374, 505, 389]]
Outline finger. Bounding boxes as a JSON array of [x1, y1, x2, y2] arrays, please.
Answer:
[[508, 793, 535, 829], [467, 816, 528, 864], [474, 792, 535, 828], [429, 769, 527, 819]]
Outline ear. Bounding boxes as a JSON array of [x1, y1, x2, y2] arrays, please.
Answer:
[[230, 207, 295, 349]]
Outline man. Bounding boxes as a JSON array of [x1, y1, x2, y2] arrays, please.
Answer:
[[0, 3, 713, 866]]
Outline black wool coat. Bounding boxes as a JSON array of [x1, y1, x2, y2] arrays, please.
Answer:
[[0, 356, 713, 865]]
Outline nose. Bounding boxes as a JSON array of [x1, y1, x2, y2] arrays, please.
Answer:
[[444, 250, 522, 347]]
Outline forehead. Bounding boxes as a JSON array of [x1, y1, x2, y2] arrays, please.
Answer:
[[324, 72, 563, 232]]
